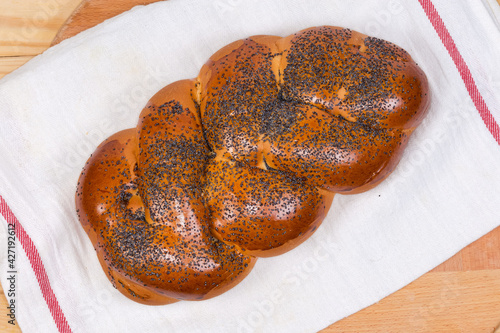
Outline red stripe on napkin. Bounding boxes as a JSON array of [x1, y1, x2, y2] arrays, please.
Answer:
[[0, 195, 73, 333], [419, 0, 500, 145]]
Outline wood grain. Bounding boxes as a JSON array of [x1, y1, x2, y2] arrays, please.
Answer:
[[0, 283, 21, 333], [0, 0, 80, 57], [1, 0, 500, 332], [326, 270, 500, 333], [51, 0, 163, 45], [0, 56, 33, 79]]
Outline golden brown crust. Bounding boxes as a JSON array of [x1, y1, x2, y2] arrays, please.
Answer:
[[205, 158, 334, 257], [76, 129, 179, 305], [76, 26, 429, 305], [76, 88, 256, 304]]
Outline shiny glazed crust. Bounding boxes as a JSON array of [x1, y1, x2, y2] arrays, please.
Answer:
[[76, 26, 429, 305]]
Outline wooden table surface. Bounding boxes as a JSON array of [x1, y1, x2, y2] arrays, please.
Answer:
[[1, 1, 500, 332]]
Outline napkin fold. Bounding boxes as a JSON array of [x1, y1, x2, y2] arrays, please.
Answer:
[[1, 0, 500, 332]]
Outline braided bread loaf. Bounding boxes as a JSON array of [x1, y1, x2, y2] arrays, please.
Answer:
[[76, 26, 429, 305]]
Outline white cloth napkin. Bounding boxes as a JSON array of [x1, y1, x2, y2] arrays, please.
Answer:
[[1, 0, 500, 332]]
